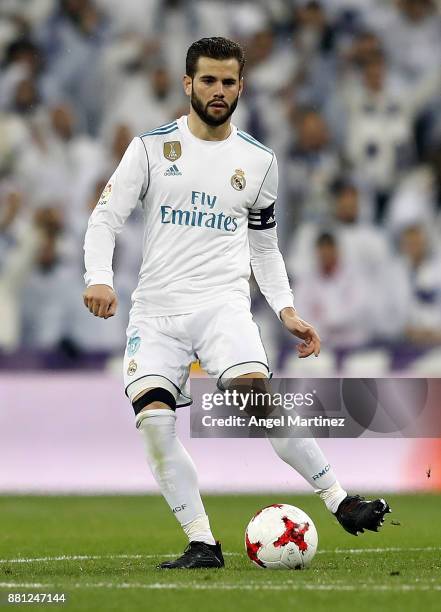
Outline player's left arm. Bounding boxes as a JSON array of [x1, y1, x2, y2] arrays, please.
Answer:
[[248, 154, 320, 358]]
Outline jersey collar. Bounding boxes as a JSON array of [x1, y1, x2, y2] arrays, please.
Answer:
[[178, 115, 237, 145]]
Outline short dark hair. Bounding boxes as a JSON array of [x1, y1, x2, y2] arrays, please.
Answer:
[[316, 231, 337, 248], [186, 37, 245, 79], [331, 177, 357, 198]]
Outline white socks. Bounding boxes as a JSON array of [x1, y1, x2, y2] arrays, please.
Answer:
[[267, 436, 347, 513], [317, 480, 348, 514], [137, 409, 216, 545], [138, 407, 346, 541], [182, 514, 215, 544]]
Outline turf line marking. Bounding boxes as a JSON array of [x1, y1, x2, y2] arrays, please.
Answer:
[[1, 582, 440, 592], [0, 554, 148, 564], [328, 546, 441, 554], [1, 547, 439, 565], [0, 553, 236, 564]]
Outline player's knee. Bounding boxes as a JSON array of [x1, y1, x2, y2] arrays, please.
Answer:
[[228, 373, 272, 417], [132, 387, 177, 416], [230, 372, 269, 393], [237, 372, 267, 378]]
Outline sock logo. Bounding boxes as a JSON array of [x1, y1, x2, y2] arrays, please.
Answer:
[[172, 504, 187, 513], [312, 464, 331, 481]]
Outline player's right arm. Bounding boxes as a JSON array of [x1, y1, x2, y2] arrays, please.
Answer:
[[83, 136, 148, 318]]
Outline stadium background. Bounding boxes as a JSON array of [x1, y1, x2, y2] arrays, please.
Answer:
[[0, 0, 440, 494]]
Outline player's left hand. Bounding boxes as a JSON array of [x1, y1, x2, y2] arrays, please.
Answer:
[[280, 307, 321, 358]]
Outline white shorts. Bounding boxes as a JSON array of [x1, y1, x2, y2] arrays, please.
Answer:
[[123, 299, 269, 407]]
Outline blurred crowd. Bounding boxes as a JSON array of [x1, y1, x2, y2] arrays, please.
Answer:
[[0, 0, 441, 373]]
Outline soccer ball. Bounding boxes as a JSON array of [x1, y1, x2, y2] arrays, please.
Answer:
[[245, 504, 318, 569]]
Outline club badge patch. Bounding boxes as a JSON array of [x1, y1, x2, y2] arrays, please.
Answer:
[[231, 169, 246, 191], [163, 141, 182, 161], [98, 183, 112, 205], [127, 359, 138, 376], [127, 335, 141, 357]]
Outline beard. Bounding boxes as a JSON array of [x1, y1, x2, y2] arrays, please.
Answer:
[[190, 89, 239, 127]]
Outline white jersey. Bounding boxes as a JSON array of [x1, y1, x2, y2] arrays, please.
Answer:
[[84, 115, 293, 316]]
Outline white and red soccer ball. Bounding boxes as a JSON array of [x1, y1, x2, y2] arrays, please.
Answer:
[[245, 504, 318, 569]]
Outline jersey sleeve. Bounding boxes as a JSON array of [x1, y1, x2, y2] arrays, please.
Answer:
[[83, 137, 148, 288], [248, 153, 278, 230], [249, 226, 295, 318], [248, 153, 294, 317]]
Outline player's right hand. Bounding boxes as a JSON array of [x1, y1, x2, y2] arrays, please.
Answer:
[[83, 284, 118, 319]]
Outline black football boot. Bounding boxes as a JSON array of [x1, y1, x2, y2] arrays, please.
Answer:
[[335, 495, 391, 536], [157, 541, 224, 569]]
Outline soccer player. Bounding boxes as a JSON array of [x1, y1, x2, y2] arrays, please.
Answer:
[[83, 37, 390, 569]]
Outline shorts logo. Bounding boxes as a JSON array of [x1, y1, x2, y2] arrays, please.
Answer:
[[127, 336, 141, 357], [98, 183, 112, 205], [163, 141, 181, 161], [231, 168, 246, 191], [127, 359, 138, 376]]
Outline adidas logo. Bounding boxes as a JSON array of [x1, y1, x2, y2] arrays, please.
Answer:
[[164, 164, 182, 176]]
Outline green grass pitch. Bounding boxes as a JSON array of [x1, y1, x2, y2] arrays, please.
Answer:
[[0, 494, 440, 611]]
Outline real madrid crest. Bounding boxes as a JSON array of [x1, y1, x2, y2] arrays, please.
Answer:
[[163, 141, 182, 161], [127, 359, 138, 376], [98, 183, 112, 205], [231, 168, 246, 191]]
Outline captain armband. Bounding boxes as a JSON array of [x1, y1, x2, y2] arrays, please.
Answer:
[[248, 202, 276, 230]]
